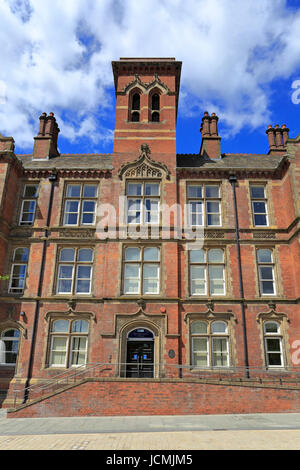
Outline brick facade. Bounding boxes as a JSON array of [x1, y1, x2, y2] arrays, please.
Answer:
[[0, 58, 300, 417]]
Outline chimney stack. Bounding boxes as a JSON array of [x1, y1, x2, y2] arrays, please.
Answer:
[[200, 112, 221, 159], [266, 124, 289, 154], [33, 112, 60, 160], [282, 124, 290, 146]]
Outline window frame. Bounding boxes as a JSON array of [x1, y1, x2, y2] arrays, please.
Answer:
[[126, 180, 161, 226], [149, 91, 161, 122], [189, 248, 226, 297], [19, 183, 39, 226], [250, 184, 269, 227], [263, 321, 284, 368], [48, 319, 89, 368], [129, 91, 141, 122], [256, 248, 276, 296], [56, 247, 94, 296], [0, 328, 20, 366], [8, 247, 29, 294], [191, 320, 230, 369], [123, 245, 161, 295], [62, 183, 98, 227], [187, 183, 222, 227]]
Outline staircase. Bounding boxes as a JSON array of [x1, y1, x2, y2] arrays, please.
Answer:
[[7, 364, 300, 415], [10, 362, 114, 411]]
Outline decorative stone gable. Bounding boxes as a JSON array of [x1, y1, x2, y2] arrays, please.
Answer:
[[118, 144, 170, 179], [120, 74, 171, 96]]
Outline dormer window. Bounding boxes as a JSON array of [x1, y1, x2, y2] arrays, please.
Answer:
[[129, 92, 141, 122], [150, 93, 160, 122]]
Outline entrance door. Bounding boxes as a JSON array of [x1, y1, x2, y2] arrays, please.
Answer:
[[126, 328, 154, 378]]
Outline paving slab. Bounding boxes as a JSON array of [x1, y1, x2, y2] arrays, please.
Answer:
[[0, 429, 300, 450], [1, 412, 300, 436]]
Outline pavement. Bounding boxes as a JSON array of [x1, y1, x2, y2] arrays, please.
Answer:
[[1, 411, 300, 450]]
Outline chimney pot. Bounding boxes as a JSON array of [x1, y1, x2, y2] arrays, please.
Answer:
[[274, 125, 283, 148], [266, 125, 276, 150], [210, 113, 219, 136], [33, 112, 60, 159], [282, 125, 289, 146], [200, 111, 221, 159], [201, 112, 210, 136]]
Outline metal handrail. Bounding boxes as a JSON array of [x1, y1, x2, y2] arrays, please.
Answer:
[[13, 362, 111, 407], [12, 363, 300, 408]]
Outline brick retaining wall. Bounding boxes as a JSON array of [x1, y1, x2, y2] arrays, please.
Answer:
[[7, 379, 300, 418]]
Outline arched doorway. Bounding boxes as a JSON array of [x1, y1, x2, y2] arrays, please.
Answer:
[[126, 328, 154, 378]]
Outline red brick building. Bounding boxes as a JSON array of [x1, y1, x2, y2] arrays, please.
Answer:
[[0, 58, 300, 417]]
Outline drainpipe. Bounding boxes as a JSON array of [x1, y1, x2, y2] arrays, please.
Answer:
[[23, 171, 57, 403], [228, 174, 250, 379]]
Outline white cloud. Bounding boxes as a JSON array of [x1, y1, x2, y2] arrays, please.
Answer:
[[0, 0, 300, 151]]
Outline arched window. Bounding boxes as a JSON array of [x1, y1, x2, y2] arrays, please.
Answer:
[[150, 92, 160, 122], [128, 328, 154, 339], [0, 329, 20, 365], [132, 93, 140, 111], [129, 92, 141, 122], [152, 93, 160, 111], [191, 320, 229, 368]]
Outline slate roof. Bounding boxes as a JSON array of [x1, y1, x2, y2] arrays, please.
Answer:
[[15, 152, 287, 173], [16, 154, 114, 171], [176, 153, 287, 170]]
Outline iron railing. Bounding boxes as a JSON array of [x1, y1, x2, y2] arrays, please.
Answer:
[[12, 363, 300, 409]]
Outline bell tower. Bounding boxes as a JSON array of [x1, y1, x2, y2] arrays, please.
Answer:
[[112, 58, 182, 155]]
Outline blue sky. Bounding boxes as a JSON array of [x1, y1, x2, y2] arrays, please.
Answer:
[[0, 0, 300, 157]]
